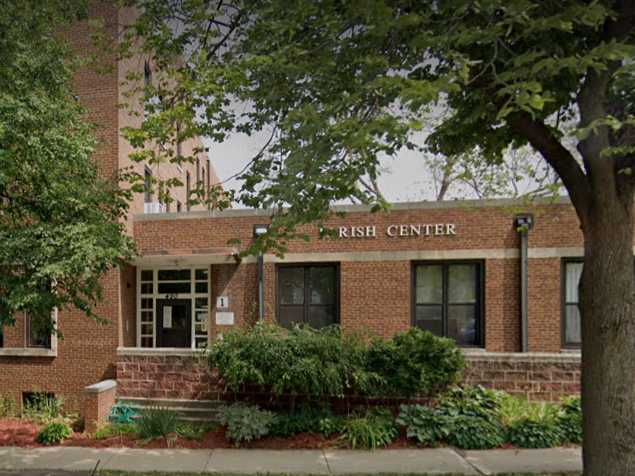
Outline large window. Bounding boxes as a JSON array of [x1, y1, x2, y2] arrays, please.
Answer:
[[563, 260, 583, 348], [413, 261, 483, 347], [26, 315, 51, 349], [277, 264, 338, 329]]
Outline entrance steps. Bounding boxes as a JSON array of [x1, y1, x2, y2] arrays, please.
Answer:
[[116, 397, 224, 423]]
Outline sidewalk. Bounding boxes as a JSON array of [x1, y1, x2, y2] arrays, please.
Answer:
[[0, 446, 582, 475]]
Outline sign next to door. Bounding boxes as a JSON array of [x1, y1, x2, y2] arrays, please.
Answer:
[[338, 223, 456, 239]]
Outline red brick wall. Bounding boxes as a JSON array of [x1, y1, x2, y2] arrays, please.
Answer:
[[0, 270, 121, 412]]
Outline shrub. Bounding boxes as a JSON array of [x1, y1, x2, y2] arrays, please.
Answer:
[[438, 385, 503, 420], [341, 409, 398, 450], [270, 405, 332, 437], [507, 418, 564, 448], [367, 328, 465, 397], [219, 403, 275, 446], [318, 415, 346, 437], [396, 404, 452, 446], [557, 396, 582, 444], [445, 415, 505, 450], [36, 422, 72, 445], [210, 323, 463, 400], [94, 423, 137, 440], [0, 394, 17, 418], [135, 407, 178, 440], [23, 392, 64, 423], [498, 394, 559, 426]]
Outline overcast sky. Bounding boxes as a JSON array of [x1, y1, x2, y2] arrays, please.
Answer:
[[204, 131, 436, 206]]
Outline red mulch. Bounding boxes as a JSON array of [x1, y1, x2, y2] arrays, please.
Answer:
[[0, 418, 41, 447], [0, 418, 421, 450]]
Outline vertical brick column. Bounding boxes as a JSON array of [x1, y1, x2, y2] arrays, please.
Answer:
[[82, 379, 117, 433]]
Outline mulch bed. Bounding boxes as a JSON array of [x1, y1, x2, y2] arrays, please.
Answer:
[[0, 418, 421, 450]]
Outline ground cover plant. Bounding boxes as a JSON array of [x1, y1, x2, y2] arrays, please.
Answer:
[[36, 421, 72, 445], [218, 403, 276, 446]]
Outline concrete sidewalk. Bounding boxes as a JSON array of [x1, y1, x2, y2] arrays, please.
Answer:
[[0, 446, 582, 475]]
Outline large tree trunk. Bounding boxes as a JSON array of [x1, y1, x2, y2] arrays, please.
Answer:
[[580, 192, 635, 475]]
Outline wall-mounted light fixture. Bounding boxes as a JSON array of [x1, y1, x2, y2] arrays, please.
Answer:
[[253, 224, 269, 237]]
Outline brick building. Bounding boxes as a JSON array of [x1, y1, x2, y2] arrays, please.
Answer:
[[0, 4, 591, 426]]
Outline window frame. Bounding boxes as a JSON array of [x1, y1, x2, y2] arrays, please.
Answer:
[[276, 263, 340, 329], [411, 260, 485, 348], [561, 258, 583, 349]]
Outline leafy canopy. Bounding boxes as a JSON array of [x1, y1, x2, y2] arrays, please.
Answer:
[[124, 0, 634, 254], [0, 1, 135, 332]]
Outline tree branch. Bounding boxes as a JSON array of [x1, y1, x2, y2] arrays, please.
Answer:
[[510, 113, 590, 218]]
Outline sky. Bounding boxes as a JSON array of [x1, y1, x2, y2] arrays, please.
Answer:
[[204, 131, 436, 206]]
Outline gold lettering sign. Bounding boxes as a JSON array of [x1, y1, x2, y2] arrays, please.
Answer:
[[338, 224, 456, 239]]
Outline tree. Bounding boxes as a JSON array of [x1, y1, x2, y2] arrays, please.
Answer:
[[0, 1, 135, 336], [125, 1, 635, 473]]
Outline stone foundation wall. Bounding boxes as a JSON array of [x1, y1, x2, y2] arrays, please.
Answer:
[[464, 352, 581, 402], [116, 349, 581, 403], [116, 350, 221, 400]]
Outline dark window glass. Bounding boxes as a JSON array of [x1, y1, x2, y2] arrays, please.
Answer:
[[195, 282, 208, 294], [563, 261, 583, 347], [158, 282, 191, 294], [195, 269, 209, 281], [414, 262, 482, 347], [141, 270, 153, 281], [277, 265, 338, 329], [26, 315, 51, 349], [144, 167, 153, 203], [158, 269, 191, 281]]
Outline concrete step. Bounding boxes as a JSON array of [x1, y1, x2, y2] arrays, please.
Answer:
[[116, 397, 224, 423]]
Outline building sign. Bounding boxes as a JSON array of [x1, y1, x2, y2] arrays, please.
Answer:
[[216, 312, 235, 325], [216, 296, 229, 309], [163, 306, 172, 328], [338, 223, 456, 239]]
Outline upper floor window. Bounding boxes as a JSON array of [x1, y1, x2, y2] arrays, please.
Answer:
[[186, 172, 191, 211], [26, 315, 51, 349], [563, 260, 583, 348], [277, 264, 338, 329], [144, 166, 153, 204], [143, 60, 152, 87], [413, 261, 483, 347]]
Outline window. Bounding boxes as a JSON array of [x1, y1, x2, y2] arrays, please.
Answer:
[[143, 60, 152, 87], [277, 264, 338, 329], [176, 201, 182, 213], [563, 260, 583, 348], [413, 261, 483, 346], [26, 315, 51, 349], [144, 167, 153, 204], [196, 158, 200, 185], [186, 172, 191, 211]]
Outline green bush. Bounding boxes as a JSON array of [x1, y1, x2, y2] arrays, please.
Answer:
[[318, 415, 346, 437], [270, 405, 332, 437], [396, 404, 452, 446], [557, 396, 582, 444], [507, 418, 564, 448], [438, 385, 503, 419], [23, 392, 64, 423], [135, 407, 178, 440], [0, 394, 17, 418], [210, 323, 463, 400], [367, 328, 465, 397], [36, 422, 72, 445], [94, 423, 137, 440], [341, 409, 398, 450], [219, 403, 275, 446], [445, 414, 505, 449]]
